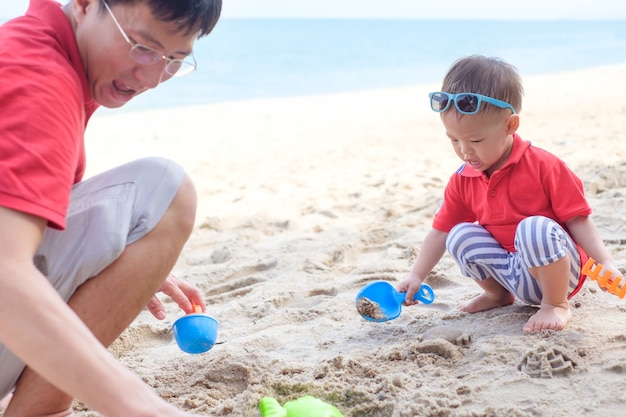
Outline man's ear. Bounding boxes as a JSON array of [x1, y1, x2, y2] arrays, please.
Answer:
[[506, 114, 520, 134], [70, 0, 98, 23]]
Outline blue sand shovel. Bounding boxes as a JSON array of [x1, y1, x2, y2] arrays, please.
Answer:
[[355, 281, 434, 322]]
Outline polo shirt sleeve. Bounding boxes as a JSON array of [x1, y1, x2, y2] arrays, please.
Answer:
[[543, 158, 592, 222], [432, 175, 477, 233], [0, 62, 84, 230]]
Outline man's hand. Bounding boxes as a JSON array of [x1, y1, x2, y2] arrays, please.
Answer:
[[146, 274, 206, 320]]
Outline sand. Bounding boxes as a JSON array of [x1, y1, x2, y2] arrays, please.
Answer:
[[71, 64, 626, 416]]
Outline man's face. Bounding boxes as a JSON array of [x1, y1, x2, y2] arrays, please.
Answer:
[[72, 0, 198, 108]]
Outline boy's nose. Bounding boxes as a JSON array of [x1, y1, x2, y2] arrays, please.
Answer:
[[460, 144, 473, 155]]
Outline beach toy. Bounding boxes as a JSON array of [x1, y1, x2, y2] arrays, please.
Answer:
[[259, 396, 344, 417], [581, 258, 626, 299], [171, 305, 219, 354], [355, 281, 434, 322]]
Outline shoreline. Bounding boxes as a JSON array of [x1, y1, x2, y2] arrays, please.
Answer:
[[91, 62, 626, 118]]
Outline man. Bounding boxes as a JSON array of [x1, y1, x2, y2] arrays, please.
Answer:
[[0, 0, 221, 415]]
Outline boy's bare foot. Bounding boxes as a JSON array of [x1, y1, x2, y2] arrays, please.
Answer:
[[457, 291, 515, 313], [523, 302, 571, 333]]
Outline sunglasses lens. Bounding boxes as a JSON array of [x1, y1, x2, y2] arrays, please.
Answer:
[[456, 94, 479, 114], [430, 93, 449, 112]]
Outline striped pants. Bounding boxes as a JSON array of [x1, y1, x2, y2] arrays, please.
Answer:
[[446, 216, 582, 305]]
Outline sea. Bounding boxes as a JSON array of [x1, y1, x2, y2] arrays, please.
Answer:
[[4, 17, 626, 112]]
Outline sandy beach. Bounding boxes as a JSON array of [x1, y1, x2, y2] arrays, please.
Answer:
[[70, 64, 626, 416]]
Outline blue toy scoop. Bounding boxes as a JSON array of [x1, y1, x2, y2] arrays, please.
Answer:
[[355, 281, 434, 322]]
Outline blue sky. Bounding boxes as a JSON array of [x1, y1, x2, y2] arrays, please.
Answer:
[[4, 0, 626, 20]]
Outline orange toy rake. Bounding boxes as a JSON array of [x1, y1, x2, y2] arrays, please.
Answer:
[[581, 258, 626, 299]]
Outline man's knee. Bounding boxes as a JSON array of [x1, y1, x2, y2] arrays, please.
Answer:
[[164, 173, 197, 239]]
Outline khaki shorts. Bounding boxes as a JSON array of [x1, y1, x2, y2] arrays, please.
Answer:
[[0, 157, 185, 397]]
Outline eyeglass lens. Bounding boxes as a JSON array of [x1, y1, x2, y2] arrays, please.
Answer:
[[455, 94, 479, 113], [129, 45, 190, 76], [431, 93, 481, 114], [129, 46, 161, 65], [431, 93, 449, 111]]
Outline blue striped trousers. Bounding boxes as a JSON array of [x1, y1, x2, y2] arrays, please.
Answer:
[[446, 216, 582, 305]]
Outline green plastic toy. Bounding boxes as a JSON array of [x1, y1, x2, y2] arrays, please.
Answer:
[[259, 396, 344, 417]]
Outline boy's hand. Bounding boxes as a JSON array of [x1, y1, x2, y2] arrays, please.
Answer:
[[396, 276, 425, 306], [595, 261, 622, 290]]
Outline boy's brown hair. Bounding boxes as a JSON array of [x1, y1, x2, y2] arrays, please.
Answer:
[[441, 55, 523, 114]]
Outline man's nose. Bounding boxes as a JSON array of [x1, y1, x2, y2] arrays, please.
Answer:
[[135, 62, 167, 89]]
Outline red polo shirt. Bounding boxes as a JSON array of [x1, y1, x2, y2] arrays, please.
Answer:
[[0, 0, 99, 229], [433, 134, 591, 255]]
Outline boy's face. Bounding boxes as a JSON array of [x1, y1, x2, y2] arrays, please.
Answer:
[[70, 0, 198, 108], [441, 110, 519, 177]]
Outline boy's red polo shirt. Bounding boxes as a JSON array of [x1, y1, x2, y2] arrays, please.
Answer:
[[433, 134, 592, 253]]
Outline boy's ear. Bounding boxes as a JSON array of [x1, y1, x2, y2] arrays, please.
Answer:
[[506, 114, 520, 134]]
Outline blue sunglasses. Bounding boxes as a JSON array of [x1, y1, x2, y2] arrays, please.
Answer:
[[429, 91, 516, 115]]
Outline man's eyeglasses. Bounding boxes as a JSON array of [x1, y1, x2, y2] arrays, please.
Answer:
[[429, 92, 516, 115], [103, 0, 196, 77]]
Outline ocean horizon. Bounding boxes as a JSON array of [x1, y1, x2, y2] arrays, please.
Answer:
[[106, 18, 626, 113], [3, 16, 626, 113]]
